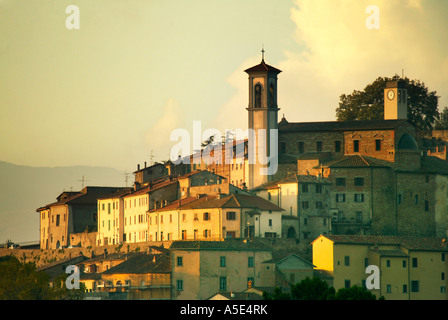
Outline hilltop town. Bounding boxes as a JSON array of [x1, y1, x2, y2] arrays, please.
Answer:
[[3, 58, 448, 300]]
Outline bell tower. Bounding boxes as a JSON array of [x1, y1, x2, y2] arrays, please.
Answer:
[[244, 51, 282, 189], [384, 80, 408, 120]]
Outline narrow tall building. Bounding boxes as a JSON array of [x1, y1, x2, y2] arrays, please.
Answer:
[[244, 57, 282, 189]]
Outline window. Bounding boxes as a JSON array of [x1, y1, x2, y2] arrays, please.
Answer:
[[354, 140, 360, 152], [316, 141, 322, 152], [386, 260, 391, 268], [344, 256, 350, 266], [442, 286, 447, 293], [442, 253, 445, 262], [354, 193, 364, 202], [177, 256, 183, 267], [316, 201, 323, 209], [398, 194, 402, 205], [177, 280, 183, 291], [181, 230, 187, 240], [316, 184, 322, 193], [356, 211, 363, 223], [344, 280, 351, 288], [302, 201, 309, 209], [220, 256, 226, 267], [302, 184, 309, 192], [412, 257, 418, 268], [375, 139, 382, 151], [335, 178, 346, 186], [336, 194, 346, 203], [403, 284, 407, 293], [411, 280, 419, 292], [442, 272, 445, 281], [280, 142, 286, 154], [414, 195, 419, 205], [203, 212, 210, 221], [56, 215, 60, 227], [354, 177, 364, 186], [425, 200, 429, 212], [268, 219, 272, 227], [386, 285, 392, 293], [298, 142, 304, 154], [248, 257, 254, 267], [226, 211, 236, 220], [219, 277, 227, 291], [334, 141, 341, 153]]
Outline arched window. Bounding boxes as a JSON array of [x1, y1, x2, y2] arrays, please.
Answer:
[[254, 83, 262, 108]]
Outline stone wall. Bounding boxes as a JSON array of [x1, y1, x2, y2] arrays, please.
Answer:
[[0, 238, 311, 269]]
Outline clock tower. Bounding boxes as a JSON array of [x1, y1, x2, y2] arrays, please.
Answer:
[[244, 53, 282, 189], [384, 80, 408, 120]]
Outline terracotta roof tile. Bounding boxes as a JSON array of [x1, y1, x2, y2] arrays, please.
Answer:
[[244, 60, 282, 74], [319, 235, 448, 251], [278, 119, 414, 132]]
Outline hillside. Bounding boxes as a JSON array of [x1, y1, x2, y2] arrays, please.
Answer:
[[0, 161, 126, 244]]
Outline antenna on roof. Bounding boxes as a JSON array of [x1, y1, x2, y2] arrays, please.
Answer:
[[149, 149, 156, 166], [124, 171, 132, 187], [76, 176, 89, 189]]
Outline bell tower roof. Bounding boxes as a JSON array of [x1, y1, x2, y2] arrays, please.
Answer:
[[244, 59, 282, 74]]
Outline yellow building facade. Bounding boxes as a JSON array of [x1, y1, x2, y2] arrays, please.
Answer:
[[312, 235, 448, 300]]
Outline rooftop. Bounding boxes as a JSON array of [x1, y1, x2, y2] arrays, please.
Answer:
[[278, 119, 414, 133], [101, 252, 171, 274], [315, 234, 448, 251], [244, 59, 282, 74], [37, 186, 129, 211], [149, 193, 284, 212], [169, 239, 273, 251]]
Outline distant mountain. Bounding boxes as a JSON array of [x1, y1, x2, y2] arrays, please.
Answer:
[[0, 161, 127, 244]]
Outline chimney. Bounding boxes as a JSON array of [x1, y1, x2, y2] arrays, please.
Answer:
[[144, 161, 147, 168], [137, 164, 140, 171]]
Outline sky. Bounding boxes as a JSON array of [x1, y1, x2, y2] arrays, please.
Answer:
[[1, 0, 447, 172]]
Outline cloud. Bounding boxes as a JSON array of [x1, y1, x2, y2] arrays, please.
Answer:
[[276, 0, 448, 122], [145, 98, 184, 162]]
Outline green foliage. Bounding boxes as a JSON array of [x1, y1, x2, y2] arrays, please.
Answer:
[[52, 273, 86, 300], [434, 107, 448, 130], [290, 276, 336, 300], [336, 76, 439, 134], [263, 277, 383, 300], [0, 255, 85, 300], [0, 256, 54, 300], [331, 285, 377, 300]]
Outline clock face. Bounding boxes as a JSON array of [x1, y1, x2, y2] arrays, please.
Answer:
[[387, 90, 395, 100]]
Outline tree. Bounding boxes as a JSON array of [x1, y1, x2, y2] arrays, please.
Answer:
[[331, 285, 380, 300], [263, 277, 383, 300], [0, 256, 55, 300], [290, 276, 335, 300], [336, 76, 440, 134], [0, 255, 85, 300], [434, 107, 448, 130]]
